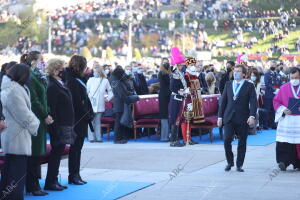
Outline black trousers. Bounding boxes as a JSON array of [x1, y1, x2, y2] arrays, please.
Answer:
[[68, 135, 85, 180], [26, 156, 41, 192], [263, 97, 276, 128], [170, 125, 179, 142], [0, 154, 27, 200], [114, 112, 126, 141], [224, 122, 248, 167], [45, 143, 66, 186], [276, 142, 300, 169]]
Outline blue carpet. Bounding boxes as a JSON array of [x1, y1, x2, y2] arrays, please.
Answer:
[[100, 128, 276, 146], [194, 128, 276, 146], [25, 180, 154, 200]]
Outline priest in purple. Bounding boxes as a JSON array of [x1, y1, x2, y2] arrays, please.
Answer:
[[273, 67, 300, 171]]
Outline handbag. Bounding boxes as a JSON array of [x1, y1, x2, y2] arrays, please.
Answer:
[[120, 104, 133, 128], [57, 125, 77, 145], [127, 95, 140, 104]]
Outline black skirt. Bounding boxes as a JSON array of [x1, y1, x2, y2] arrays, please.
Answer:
[[276, 142, 300, 169]]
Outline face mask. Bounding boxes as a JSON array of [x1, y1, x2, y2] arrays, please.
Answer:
[[58, 70, 64, 79], [233, 72, 242, 80], [93, 72, 100, 77], [163, 63, 170, 70], [290, 79, 300, 86], [125, 70, 132, 75], [189, 65, 196, 72], [104, 69, 110, 75], [132, 68, 138, 73], [137, 69, 143, 74], [270, 67, 276, 71], [36, 61, 45, 71], [251, 76, 257, 81]]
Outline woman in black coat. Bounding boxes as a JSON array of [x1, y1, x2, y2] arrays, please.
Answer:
[[64, 55, 93, 185], [110, 66, 138, 143], [45, 58, 75, 191], [158, 62, 171, 142]]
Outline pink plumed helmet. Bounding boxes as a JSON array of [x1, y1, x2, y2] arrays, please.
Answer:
[[170, 47, 185, 65]]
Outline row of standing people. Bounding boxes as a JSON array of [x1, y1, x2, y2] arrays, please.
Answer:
[[0, 52, 97, 199]]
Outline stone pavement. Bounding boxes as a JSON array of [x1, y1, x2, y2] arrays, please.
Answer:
[[42, 142, 300, 200]]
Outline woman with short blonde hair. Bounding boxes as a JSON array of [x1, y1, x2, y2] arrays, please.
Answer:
[[46, 59, 65, 77], [205, 72, 218, 94], [45, 57, 75, 190]]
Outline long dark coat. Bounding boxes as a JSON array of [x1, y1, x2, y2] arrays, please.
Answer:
[[47, 76, 75, 145], [64, 67, 93, 138], [158, 71, 171, 119]]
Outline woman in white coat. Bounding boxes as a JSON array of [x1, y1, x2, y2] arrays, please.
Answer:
[[0, 64, 40, 200], [87, 63, 113, 142]]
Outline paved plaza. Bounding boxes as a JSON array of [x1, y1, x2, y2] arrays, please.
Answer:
[[41, 141, 300, 200]]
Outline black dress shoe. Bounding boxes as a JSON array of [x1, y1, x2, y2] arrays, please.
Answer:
[[225, 164, 234, 171], [29, 190, 49, 196], [44, 184, 64, 191], [236, 167, 245, 172], [170, 141, 185, 147], [186, 140, 198, 145], [79, 177, 87, 184], [57, 183, 68, 189], [68, 178, 85, 185], [114, 140, 127, 144], [278, 162, 286, 171]]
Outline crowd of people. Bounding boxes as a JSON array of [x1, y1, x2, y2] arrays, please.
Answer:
[[1, 0, 299, 57], [0, 47, 299, 199]]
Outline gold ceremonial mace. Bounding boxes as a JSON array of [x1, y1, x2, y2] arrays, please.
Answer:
[[184, 111, 194, 146]]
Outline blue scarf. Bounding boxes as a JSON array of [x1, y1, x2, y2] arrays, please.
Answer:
[[31, 67, 48, 86]]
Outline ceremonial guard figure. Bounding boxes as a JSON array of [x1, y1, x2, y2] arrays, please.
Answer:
[[180, 57, 205, 145], [169, 47, 187, 147]]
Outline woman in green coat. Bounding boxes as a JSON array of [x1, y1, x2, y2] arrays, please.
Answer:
[[21, 51, 53, 196]]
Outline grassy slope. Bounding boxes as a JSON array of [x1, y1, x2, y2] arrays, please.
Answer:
[[207, 28, 300, 54]]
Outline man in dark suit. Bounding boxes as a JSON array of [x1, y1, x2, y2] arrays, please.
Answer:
[[218, 64, 257, 172], [263, 65, 282, 129]]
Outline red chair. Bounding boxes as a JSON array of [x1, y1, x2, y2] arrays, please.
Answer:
[[191, 95, 220, 143], [40, 144, 70, 164], [0, 160, 4, 170], [101, 101, 114, 140], [296, 144, 300, 160], [133, 95, 160, 140]]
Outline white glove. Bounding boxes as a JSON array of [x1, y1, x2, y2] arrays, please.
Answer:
[[178, 89, 184, 96], [183, 88, 190, 95], [273, 89, 279, 95], [187, 103, 193, 111]]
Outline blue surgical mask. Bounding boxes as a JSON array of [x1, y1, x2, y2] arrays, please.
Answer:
[[132, 68, 138, 73], [233, 72, 242, 80], [125, 70, 132, 75], [93, 72, 100, 77], [251, 76, 257, 81]]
